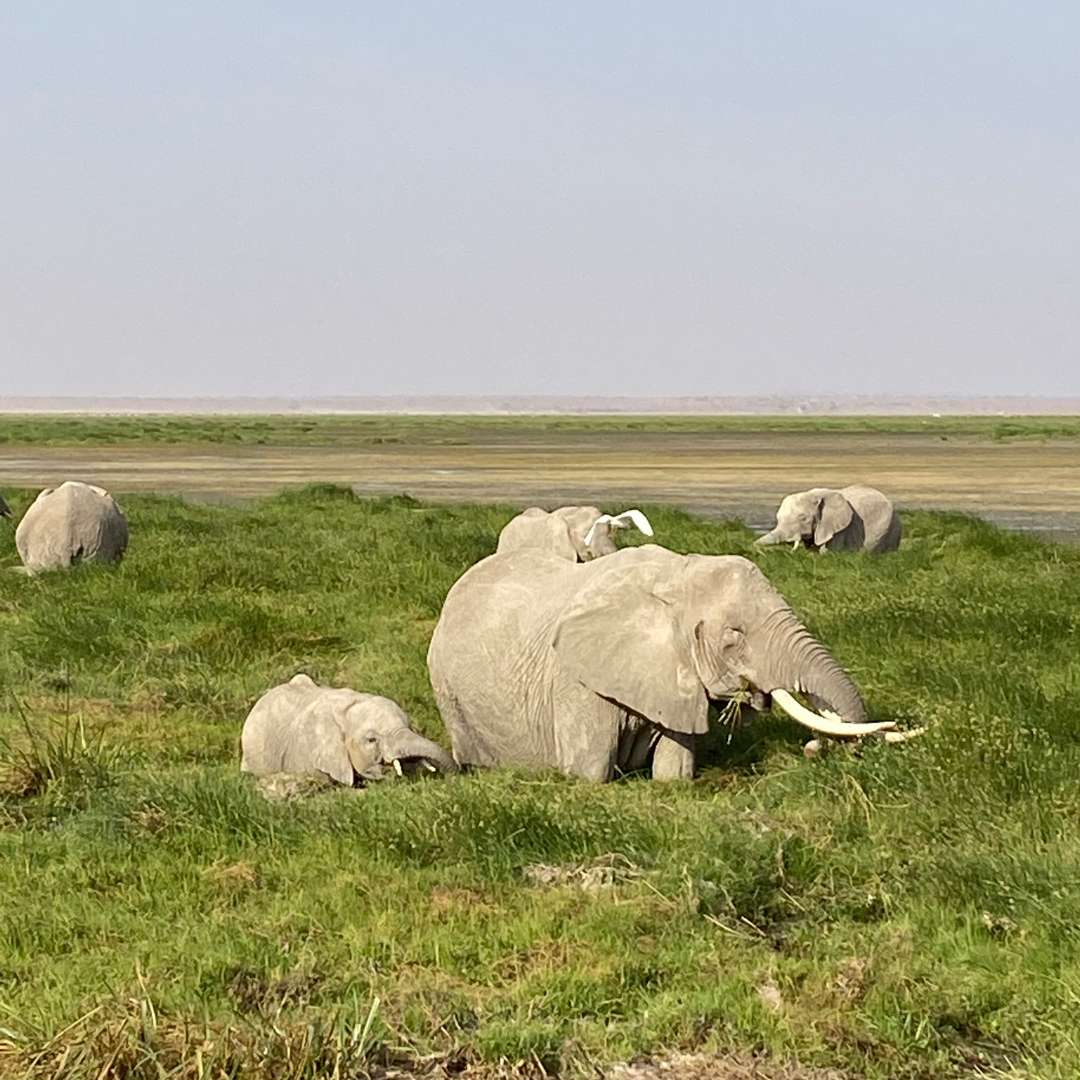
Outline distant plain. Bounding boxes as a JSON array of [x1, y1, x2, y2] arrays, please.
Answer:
[[2, 414, 1079, 539]]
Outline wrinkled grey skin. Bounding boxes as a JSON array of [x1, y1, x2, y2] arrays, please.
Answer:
[[428, 544, 868, 781], [496, 505, 619, 561], [241, 674, 457, 783], [757, 485, 901, 553], [15, 481, 129, 573]]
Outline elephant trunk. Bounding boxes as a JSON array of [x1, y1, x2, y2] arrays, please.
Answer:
[[760, 612, 896, 738], [791, 636, 868, 725], [386, 730, 459, 773], [755, 529, 780, 546]]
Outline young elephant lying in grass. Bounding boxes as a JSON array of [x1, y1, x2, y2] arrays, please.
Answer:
[[241, 674, 457, 784]]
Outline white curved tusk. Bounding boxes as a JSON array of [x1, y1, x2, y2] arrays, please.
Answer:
[[392, 759, 404, 776], [423, 761, 437, 772], [771, 689, 897, 738], [610, 509, 654, 536], [883, 727, 927, 744], [824, 706, 924, 743]]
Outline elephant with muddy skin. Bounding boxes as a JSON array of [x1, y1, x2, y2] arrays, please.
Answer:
[[241, 675, 457, 783], [428, 544, 916, 782], [496, 505, 653, 562], [757, 485, 901, 554]]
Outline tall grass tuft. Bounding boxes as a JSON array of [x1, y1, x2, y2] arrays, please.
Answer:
[[0, 707, 130, 807], [0, 993, 386, 1080]]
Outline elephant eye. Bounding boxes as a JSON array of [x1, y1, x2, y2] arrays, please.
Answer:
[[365, 735, 378, 745]]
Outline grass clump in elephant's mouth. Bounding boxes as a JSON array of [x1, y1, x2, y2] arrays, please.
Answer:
[[1, 486, 1078, 1078]]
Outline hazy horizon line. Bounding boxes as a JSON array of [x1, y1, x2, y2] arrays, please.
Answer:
[[3, 393, 1080, 417]]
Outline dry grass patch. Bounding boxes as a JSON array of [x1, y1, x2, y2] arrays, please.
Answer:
[[522, 855, 643, 892]]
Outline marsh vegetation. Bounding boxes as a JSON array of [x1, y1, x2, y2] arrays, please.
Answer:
[[1, 480, 1078, 1077], [3, 412, 1080, 447], [3, 416, 1080, 547]]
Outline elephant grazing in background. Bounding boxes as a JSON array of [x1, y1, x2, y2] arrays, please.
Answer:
[[428, 544, 915, 783], [15, 481, 129, 573], [757, 485, 901, 554], [496, 505, 653, 562], [241, 675, 457, 784]]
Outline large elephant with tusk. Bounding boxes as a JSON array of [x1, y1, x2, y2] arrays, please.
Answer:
[[496, 505, 653, 562], [241, 675, 457, 783], [428, 544, 920, 782]]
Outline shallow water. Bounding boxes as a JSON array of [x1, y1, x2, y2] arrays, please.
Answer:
[[2, 430, 1078, 540]]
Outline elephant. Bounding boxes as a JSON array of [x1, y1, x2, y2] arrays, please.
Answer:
[[496, 505, 653, 562], [240, 674, 458, 783], [15, 481, 129, 573], [757, 485, 901, 553], [428, 544, 914, 782]]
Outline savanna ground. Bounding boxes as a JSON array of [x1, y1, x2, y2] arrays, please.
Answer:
[[3, 414, 1080, 539], [1, 416, 1079, 1078]]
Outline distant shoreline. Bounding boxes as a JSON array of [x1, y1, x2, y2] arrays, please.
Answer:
[[3, 394, 1080, 416]]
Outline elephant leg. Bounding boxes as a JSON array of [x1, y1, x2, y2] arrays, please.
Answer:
[[651, 730, 695, 781], [432, 687, 481, 767], [553, 687, 619, 781], [568, 753, 617, 782]]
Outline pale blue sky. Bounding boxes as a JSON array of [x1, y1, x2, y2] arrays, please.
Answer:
[[3, 3, 1078, 397]]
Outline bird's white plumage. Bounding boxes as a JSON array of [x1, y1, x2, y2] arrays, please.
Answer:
[[583, 508, 654, 548], [613, 509, 654, 536]]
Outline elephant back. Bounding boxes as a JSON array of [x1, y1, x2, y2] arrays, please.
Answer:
[[839, 485, 901, 553], [15, 481, 129, 572]]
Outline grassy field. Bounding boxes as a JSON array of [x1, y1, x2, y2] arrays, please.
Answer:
[[1, 482, 1079, 1078], [3, 412, 1080, 447]]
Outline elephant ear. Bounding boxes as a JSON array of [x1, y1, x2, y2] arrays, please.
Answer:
[[814, 491, 854, 548], [293, 698, 354, 784], [551, 561, 707, 734]]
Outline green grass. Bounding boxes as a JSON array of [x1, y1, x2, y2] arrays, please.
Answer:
[[2, 412, 1080, 447], [1, 486, 1079, 1077]]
